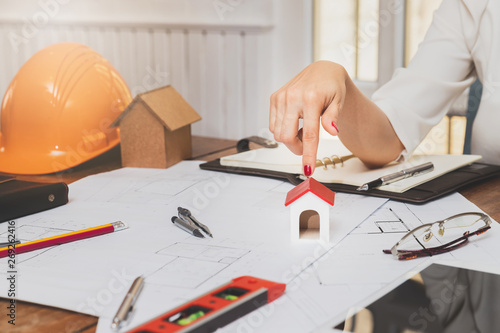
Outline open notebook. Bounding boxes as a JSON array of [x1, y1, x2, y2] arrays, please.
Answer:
[[220, 139, 482, 193]]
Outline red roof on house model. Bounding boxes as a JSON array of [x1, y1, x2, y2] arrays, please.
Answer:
[[285, 178, 335, 207]]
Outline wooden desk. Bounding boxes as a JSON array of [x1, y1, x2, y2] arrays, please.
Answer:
[[1, 136, 499, 333], [459, 176, 500, 221]]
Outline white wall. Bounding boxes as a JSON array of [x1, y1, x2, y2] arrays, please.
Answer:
[[0, 0, 311, 139]]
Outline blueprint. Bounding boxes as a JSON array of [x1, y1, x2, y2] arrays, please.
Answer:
[[0, 161, 388, 332], [2, 161, 497, 332]]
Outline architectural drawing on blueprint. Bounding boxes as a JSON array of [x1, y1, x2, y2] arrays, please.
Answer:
[[349, 201, 422, 236], [358, 207, 410, 234], [315, 201, 430, 287], [148, 241, 252, 288], [80, 169, 216, 207]]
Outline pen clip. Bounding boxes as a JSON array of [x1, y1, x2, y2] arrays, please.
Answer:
[[123, 303, 134, 322], [357, 162, 435, 191], [409, 161, 434, 176], [382, 161, 434, 184]]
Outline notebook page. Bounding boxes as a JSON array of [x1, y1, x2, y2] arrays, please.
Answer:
[[220, 139, 352, 174]]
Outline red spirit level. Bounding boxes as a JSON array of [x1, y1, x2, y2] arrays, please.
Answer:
[[127, 276, 286, 333]]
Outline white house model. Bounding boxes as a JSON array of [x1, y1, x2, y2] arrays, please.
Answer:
[[285, 177, 335, 242]]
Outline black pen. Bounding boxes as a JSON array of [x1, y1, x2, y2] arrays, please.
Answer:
[[171, 216, 204, 238], [357, 162, 434, 191]]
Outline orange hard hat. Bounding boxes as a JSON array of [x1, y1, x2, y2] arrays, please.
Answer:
[[0, 42, 132, 175]]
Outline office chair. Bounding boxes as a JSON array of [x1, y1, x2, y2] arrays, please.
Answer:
[[463, 79, 482, 154], [446, 79, 482, 154]]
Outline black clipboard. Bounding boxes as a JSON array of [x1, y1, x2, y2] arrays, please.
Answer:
[[199, 159, 500, 204], [0, 177, 69, 223]]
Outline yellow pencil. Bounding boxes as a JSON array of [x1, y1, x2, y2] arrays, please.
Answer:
[[0, 221, 127, 258]]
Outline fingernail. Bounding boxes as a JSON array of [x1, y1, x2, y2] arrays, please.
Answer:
[[331, 122, 339, 134], [304, 164, 312, 177]]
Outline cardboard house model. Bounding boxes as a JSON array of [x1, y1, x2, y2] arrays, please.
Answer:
[[111, 85, 201, 169], [285, 178, 335, 242]]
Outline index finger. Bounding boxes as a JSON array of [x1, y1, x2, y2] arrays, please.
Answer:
[[301, 110, 321, 177]]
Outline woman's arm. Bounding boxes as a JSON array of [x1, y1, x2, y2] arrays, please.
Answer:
[[270, 0, 478, 175], [269, 60, 404, 175]]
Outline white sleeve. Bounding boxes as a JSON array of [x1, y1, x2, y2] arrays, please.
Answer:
[[372, 0, 478, 159]]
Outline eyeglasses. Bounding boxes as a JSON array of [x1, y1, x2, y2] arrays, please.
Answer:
[[383, 212, 492, 260]]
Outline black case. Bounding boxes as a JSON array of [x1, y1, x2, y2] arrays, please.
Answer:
[[0, 176, 69, 223], [199, 159, 500, 204]]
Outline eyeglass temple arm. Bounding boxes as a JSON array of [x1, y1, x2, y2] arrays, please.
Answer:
[[396, 238, 468, 260], [383, 226, 491, 260], [381, 238, 467, 257]]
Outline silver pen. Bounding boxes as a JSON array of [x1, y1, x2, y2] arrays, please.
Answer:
[[111, 276, 145, 330], [357, 162, 434, 191]]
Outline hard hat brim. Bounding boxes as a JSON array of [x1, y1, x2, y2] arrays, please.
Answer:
[[0, 135, 119, 175]]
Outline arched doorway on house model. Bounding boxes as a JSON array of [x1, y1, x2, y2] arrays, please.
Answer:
[[299, 209, 320, 240]]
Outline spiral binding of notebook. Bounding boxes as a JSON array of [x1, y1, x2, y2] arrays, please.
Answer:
[[315, 154, 356, 169]]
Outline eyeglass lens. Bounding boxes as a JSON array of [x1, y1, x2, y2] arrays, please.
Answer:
[[397, 214, 486, 252]]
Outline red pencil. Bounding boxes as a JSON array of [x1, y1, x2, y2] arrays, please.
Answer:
[[0, 221, 128, 258]]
